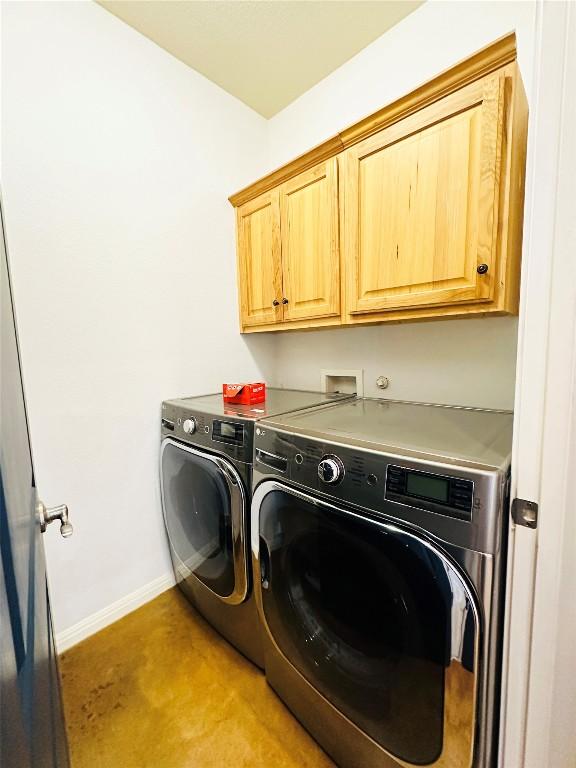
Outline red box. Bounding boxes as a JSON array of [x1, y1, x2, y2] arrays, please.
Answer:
[[222, 382, 266, 405]]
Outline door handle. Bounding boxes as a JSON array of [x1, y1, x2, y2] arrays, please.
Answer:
[[37, 501, 73, 538], [260, 537, 271, 589], [216, 459, 238, 486]]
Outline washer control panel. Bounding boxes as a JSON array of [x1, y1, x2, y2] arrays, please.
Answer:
[[385, 464, 473, 521], [253, 425, 505, 555]]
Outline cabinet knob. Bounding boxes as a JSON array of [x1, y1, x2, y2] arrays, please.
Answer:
[[272, 299, 280, 307], [282, 298, 289, 304], [477, 263, 489, 275]]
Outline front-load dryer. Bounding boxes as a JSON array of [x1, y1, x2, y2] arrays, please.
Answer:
[[159, 388, 353, 669], [251, 397, 512, 766]]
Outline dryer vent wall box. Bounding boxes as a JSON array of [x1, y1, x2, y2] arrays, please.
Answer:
[[321, 370, 363, 396]]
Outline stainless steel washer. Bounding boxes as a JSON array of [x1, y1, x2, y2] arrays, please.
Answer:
[[251, 398, 512, 766], [159, 388, 353, 668]]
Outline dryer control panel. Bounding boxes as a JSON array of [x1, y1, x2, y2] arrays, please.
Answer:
[[253, 426, 506, 556], [385, 464, 473, 521], [161, 403, 252, 463]]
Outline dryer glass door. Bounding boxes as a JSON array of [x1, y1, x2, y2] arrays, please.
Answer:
[[256, 485, 479, 766], [161, 440, 247, 604]]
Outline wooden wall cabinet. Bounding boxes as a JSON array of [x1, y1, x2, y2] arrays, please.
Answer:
[[235, 159, 340, 331], [343, 73, 505, 315], [280, 159, 340, 323], [236, 190, 282, 328], [230, 34, 527, 333]]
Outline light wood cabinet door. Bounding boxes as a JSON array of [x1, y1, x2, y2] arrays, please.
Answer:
[[236, 190, 283, 328], [279, 158, 340, 322], [343, 73, 506, 315]]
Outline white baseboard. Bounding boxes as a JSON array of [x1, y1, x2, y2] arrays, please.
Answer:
[[56, 571, 176, 653]]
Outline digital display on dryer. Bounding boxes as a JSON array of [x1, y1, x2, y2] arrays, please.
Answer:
[[212, 420, 244, 446], [220, 422, 237, 438], [406, 473, 449, 503], [386, 464, 473, 521]]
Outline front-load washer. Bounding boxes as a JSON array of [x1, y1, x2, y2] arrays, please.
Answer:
[[159, 388, 353, 669], [251, 397, 512, 767]]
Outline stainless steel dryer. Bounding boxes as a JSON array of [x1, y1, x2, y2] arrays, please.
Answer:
[[251, 398, 512, 767], [159, 388, 353, 669]]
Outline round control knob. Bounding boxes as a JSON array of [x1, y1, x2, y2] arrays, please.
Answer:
[[318, 456, 344, 484], [182, 418, 196, 435]]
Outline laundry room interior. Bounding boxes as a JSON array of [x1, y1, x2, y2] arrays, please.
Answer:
[[1, 1, 575, 767]]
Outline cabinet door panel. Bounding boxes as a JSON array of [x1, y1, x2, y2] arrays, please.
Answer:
[[237, 191, 282, 327], [344, 74, 505, 314], [280, 158, 340, 321]]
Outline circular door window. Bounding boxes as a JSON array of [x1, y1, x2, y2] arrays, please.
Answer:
[[162, 441, 235, 598]]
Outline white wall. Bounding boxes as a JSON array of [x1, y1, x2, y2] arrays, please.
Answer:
[[1, 0, 272, 635], [267, 0, 536, 410], [272, 319, 519, 409]]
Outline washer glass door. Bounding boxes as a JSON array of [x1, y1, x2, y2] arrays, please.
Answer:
[[161, 439, 247, 604], [256, 484, 479, 766]]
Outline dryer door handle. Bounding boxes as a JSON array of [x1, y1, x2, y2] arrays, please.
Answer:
[[260, 537, 271, 590], [216, 459, 238, 486]]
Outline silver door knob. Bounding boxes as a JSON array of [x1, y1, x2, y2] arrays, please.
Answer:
[[37, 501, 73, 538]]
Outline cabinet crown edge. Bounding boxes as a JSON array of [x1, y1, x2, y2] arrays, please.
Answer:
[[229, 32, 518, 208]]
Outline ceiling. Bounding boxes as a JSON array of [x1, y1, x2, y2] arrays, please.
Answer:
[[97, 1, 423, 118]]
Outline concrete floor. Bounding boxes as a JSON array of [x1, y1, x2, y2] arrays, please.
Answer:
[[59, 588, 334, 768]]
